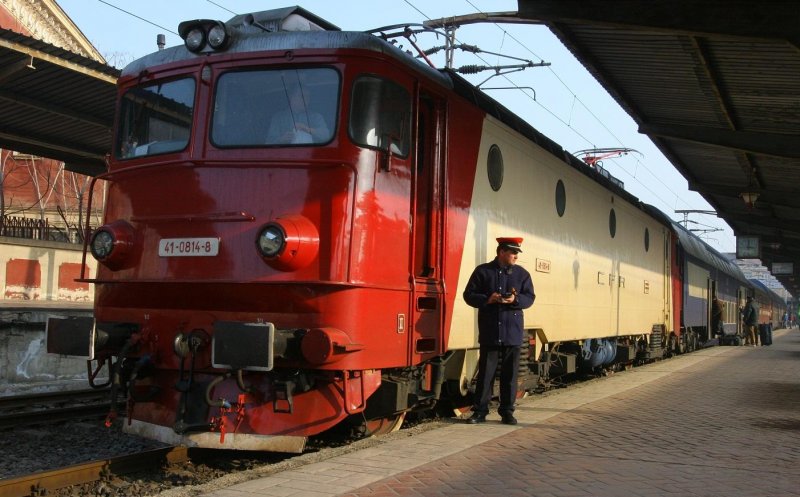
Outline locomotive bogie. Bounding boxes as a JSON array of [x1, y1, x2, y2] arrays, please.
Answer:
[[125, 369, 381, 452]]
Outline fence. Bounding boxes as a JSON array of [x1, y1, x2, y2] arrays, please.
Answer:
[[0, 215, 85, 243]]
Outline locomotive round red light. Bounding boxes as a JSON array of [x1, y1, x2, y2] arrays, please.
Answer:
[[90, 220, 136, 270], [256, 215, 319, 271]]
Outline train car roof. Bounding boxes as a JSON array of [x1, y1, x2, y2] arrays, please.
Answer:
[[643, 204, 749, 286], [749, 278, 787, 306]]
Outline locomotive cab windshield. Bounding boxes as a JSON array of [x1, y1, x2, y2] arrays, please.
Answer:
[[349, 75, 410, 157], [116, 78, 195, 159], [212, 67, 338, 147], [114, 66, 416, 158]]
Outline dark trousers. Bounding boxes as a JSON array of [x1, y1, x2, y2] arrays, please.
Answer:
[[472, 344, 520, 416]]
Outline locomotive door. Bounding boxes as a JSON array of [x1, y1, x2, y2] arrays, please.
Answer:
[[410, 89, 445, 365]]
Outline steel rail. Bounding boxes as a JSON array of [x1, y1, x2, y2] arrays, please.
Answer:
[[0, 388, 108, 410], [0, 446, 188, 497], [0, 403, 112, 429]]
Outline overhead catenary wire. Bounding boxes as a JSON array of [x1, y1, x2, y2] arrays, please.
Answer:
[[96, 0, 178, 35], [457, 0, 733, 249]]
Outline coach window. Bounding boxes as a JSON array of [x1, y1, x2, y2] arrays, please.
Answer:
[[644, 228, 650, 251], [211, 68, 338, 147], [117, 77, 195, 159], [349, 75, 410, 157]]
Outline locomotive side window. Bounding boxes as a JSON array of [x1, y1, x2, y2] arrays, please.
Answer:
[[349, 76, 410, 157], [644, 227, 650, 252], [212, 68, 338, 147], [117, 78, 195, 159], [609, 208, 617, 238], [555, 179, 566, 217], [487, 145, 503, 191]]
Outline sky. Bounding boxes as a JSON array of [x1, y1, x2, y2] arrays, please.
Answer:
[[57, 0, 737, 253]]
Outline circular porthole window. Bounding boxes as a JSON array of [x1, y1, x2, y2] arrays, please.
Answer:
[[487, 144, 503, 192], [555, 180, 566, 217], [609, 208, 617, 238], [644, 228, 650, 252]]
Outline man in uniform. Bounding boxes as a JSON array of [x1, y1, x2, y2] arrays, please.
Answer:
[[463, 237, 535, 425]]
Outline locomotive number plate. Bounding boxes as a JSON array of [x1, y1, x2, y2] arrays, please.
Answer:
[[158, 237, 219, 257]]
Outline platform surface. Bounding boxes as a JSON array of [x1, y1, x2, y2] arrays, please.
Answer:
[[200, 329, 800, 497]]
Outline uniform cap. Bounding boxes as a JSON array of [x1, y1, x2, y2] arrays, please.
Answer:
[[497, 237, 523, 253]]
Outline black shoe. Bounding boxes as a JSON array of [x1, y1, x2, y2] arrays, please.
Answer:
[[466, 413, 486, 424], [501, 414, 518, 425]]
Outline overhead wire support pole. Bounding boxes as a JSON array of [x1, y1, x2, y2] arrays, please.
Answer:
[[422, 11, 549, 71], [674, 209, 718, 227], [445, 26, 456, 69]]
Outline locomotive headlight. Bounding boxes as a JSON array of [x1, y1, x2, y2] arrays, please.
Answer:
[[178, 19, 231, 53], [91, 230, 115, 260], [89, 221, 137, 270], [207, 22, 229, 50], [256, 215, 319, 271], [257, 224, 286, 258], [184, 26, 206, 52]]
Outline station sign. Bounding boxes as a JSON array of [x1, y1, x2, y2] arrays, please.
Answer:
[[771, 262, 794, 275]]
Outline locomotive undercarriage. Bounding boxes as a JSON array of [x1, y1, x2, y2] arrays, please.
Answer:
[[51, 312, 691, 451], [529, 326, 678, 390], [49, 314, 394, 451]]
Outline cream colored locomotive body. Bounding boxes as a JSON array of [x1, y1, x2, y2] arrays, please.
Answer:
[[449, 116, 671, 361]]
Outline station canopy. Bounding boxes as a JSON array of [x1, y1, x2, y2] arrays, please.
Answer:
[[516, 0, 800, 297], [0, 27, 118, 176]]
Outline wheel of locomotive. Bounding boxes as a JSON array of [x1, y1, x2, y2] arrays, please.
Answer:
[[517, 339, 533, 398], [356, 412, 407, 437], [435, 379, 472, 417], [666, 334, 676, 357]]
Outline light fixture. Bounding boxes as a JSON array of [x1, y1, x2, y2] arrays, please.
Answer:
[[740, 191, 759, 208], [26, 57, 35, 70]]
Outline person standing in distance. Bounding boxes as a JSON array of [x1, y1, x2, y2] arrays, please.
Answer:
[[463, 237, 535, 425], [742, 296, 759, 346]]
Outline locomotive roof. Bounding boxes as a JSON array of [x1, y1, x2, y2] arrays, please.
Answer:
[[444, 69, 642, 208], [121, 7, 659, 234], [121, 9, 450, 90]]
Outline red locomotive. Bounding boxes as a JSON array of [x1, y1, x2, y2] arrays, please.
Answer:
[[47, 7, 783, 452]]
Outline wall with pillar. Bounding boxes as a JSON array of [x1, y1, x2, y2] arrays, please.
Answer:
[[1, 236, 96, 302]]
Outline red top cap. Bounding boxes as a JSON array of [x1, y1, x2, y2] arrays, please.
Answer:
[[496, 237, 523, 252]]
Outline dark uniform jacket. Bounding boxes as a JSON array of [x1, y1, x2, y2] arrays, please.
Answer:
[[463, 258, 536, 346]]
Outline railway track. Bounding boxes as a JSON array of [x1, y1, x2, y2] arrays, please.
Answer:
[[0, 388, 113, 429], [0, 446, 189, 497]]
